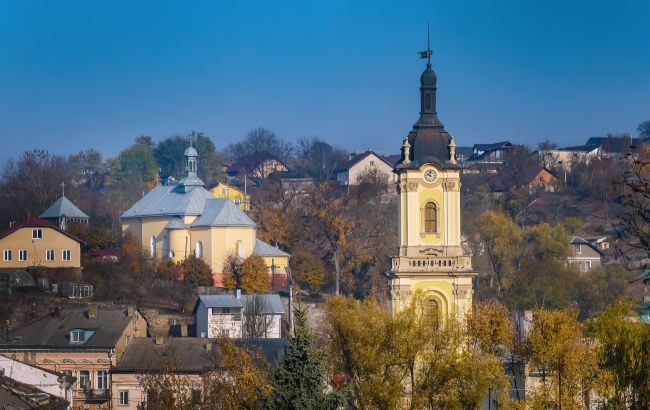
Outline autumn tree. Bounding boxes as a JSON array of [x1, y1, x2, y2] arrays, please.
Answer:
[[117, 136, 158, 186], [182, 255, 214, 287], [224, 254, 271, 293], [476, 211, 522, 291], [293, 137, 347, 180], [289, 252, 324, 295], [589, 300, 650, 408], [525, 308, 600, 409]]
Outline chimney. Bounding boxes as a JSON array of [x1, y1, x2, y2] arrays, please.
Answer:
[[87, 304, 97, 320], [155, 336, 164, 345], [235, 289, 241, 299], [180, 324, 188, 338]]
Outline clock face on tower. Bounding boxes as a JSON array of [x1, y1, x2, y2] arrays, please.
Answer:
[[423, 169, 438, 183]]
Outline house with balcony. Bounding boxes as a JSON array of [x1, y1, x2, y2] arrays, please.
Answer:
[[194, 292, 285, 339], [0, 306, 147, 410]]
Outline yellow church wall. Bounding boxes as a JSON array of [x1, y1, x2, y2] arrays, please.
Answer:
[[121, 219, 142, 244], [189, 227, 213, 268], [139, 218, 172, 258], [169, 229, 191, 262], [209, 227, 256, 272], [417, 188, 445, 247]]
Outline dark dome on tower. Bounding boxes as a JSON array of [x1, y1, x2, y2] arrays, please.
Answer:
[[420, 64, 437, 87]]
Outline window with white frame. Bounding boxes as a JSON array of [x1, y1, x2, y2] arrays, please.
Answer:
[[70, 329, 85, 343], [573, 244, 581, 254], [3, 250, 11, 261], [119, 390, 129, 405], [46, 249, 55, 261], [585, 261, 592, 271], [79, 370, 90, 389], [62, 249, 71, 261], [19, 250, 27, 261], [96, 370, 108, 389], [32, 229, 43, 239]]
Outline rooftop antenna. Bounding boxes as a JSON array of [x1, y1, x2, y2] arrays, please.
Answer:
[[419, 21, 432, 66]]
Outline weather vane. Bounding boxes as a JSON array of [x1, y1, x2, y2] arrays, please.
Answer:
[[419, 21, 432, 65]]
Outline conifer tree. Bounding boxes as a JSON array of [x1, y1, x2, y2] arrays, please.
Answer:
[[260, 308, 346, 410]]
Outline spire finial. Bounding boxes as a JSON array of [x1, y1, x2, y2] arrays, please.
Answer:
[[189, 133, 193, 147], [61, 181, 66, 196], [419, 21, 432, 67]]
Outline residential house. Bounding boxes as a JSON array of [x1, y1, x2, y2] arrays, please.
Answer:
[[226, 152, 289, 179], [526, 165, 559, 192], [0, 306, 147, 410], [0, 354, 74, 404], [537, 145, 599, 170], [586, 135, 647, 159], [0, 217, 83, 278], [583, 236, 610, 252], [40, 195, 89, 231], [194, 293, 285, 339], [568, 236, 604, 272], [110, 337, 287, 410], [121, 143, 290, 287], [335, 150, 398, 186], [206, 182, 250, 211], [467, 141, 515, 164], [0, 374, 70, 410]]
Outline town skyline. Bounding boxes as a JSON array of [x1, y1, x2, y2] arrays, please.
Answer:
[[1, 0, 649, 163]]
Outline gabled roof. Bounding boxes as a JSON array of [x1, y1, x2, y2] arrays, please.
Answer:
[[474, 141, 513, 151], [526, 165, 558, 183], [570, 236, 605, 256], [0, 217, 83, 244], [253, 239, 290, 258], [585, 136, 646, 154], [558, 145, 599, 152], [40, 195, 89, 219], [113, 337, 287, 373], [196, 294, 285, 315], [226, 152, 289, 175], [190, 199, 256, 228], [165, 217, 189, 229], [335, 151, 395, 172], [0, 308, 136, 350], [121, 185, 215, 219]]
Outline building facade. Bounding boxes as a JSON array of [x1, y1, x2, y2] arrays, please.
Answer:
[[121, 143, 290, 286], [335, 150, 398, 186], [388, 53, 476, 321], [0, 307, 147, 410], [0, 218, 82, 271], [207, 182, 250, 211]]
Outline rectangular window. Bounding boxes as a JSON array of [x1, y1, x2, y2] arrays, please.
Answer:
[[79, 370, 90, 389], [19, 250, 27, 261], [46, 249, 55, 261], [369, 160, 375, 166], [96, 370, 108, 389], [71, 329, 85, 343], [32, 229, 43, 239], [3, 250, 11, 261], [223, 307, 230, 314], [573, 244, 581, 254], [119, 390, 129, 405], [585, 261, 592, 271], [62, 249, 71, 261]]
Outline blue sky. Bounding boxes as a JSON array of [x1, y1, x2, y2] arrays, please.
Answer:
[[1, 0, 648, 162]]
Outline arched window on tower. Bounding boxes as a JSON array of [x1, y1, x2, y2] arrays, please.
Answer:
[[425, 296, 440, 330], [424, 202, 437, 233]]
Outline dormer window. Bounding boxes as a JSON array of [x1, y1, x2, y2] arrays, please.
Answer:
[[70, 329, 86, 344], [32, 229, 43, 239]]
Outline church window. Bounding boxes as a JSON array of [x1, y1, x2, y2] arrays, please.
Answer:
[[235, 240, 245, 258], [195, 241, 203, 258], [424, 202, 437, 233], [150, 236, 156, 257], [425, 297, 440, 329]]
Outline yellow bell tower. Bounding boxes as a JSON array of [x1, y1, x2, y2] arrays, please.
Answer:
[[389, 43, 475, 320]]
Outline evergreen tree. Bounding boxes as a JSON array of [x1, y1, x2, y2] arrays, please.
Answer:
[[260, 308, 346, 410]]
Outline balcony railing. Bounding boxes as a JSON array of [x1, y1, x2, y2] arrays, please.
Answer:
[[391, 255, 473, 273], [73, 388, 109, 402]]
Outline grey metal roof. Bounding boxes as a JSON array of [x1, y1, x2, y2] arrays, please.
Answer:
[[121, 185, 215, 219], [198, 294, 285, 315], [113, 337, 287, 373], [191, 198, 256, 228], [253, 239, 290, 257], [165, 217, 189, 229], [0, 309, 134, 350], [39, 196, 89, 219]]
